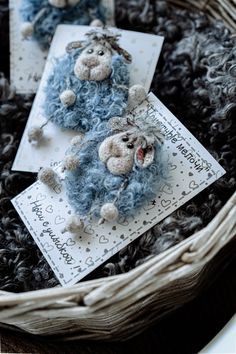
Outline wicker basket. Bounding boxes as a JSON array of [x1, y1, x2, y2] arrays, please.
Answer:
[[0, 0, 236, 341]]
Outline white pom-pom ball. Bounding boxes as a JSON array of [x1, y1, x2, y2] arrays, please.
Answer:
[[21, 22, 34, 38], [28, 126, 43, 144], [100, 203, 119, 222], [71, 134, 83, 146], [68, 0, 80, 5], [38, 168, 57, 187], [63, 216, 84, 234], [48, 0, 66, 8], [60, 90, 76, 106], [63, 155, 79, 171], [90, 19, 104, 27], [128, 84, 147, 110]]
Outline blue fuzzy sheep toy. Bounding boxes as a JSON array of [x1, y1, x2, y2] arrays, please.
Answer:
[[39, 115, 165, 233], [28, 29, 147, 143], [20, 0, 106, 49]]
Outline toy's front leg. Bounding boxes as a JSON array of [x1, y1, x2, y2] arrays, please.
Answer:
[[128, 84, 147, 111]]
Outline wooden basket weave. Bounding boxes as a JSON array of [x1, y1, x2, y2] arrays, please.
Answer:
[[0, 0, 236, 341]]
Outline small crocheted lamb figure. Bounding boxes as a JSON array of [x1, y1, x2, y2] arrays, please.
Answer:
[[20, 0, 105, 49], [39, 115, 165, 234], [28, 29, 146, 143]]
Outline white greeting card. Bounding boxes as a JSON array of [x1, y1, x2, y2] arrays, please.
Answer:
[[9, 0, 115, 94], [12, 93, 225, 287], [12, 25, 164, 173]]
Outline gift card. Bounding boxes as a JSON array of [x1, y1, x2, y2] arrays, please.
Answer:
[[12, 25, 164, 173], [12, 93, 226, 286], [9, 0, 115, 94]]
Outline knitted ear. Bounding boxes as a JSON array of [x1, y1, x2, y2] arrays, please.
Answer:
[[111, 42, 132, 63], [66, 41, 84, 53], [108, 116, 131, 132], [135, 145, 155, 169]]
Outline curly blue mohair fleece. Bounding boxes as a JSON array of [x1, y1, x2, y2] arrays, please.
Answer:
[[44, 52, 130, 132], [20, 0, 106, 49], [65, 121, 166, 218]]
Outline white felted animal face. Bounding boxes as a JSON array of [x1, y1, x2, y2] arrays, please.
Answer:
[[98, 131, 155, 175], [74, 42, 113, 81], [48, 0, 79, 8]]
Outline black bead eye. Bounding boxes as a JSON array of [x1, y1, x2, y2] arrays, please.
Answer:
[[122, 136, 129, 142], [87, 49, 93, 54], [127, 143, 134, 149], [98, 50, 104, 56]]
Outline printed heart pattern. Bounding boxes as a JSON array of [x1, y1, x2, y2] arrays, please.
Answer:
[[54, 215, 66, 225], [189, 180, 199, 190], [67, 238, 76, 247], [43, 242, 54, 252], [36, 193, 46, 202], [99, 235, 109, 244], [85, 257, 94, 266], [84, 224, 95, 235], [161, 199, 171, 208], [45, 204, 53, 213], [160, 183, 173, 195]]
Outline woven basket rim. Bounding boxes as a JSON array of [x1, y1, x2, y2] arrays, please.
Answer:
[[1, 0, 236, 341], [168, 0, 236, 32]]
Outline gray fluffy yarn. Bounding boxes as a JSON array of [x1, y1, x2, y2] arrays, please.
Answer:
[[0, 0, 235, 291]]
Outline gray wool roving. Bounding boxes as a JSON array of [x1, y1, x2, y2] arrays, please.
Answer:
[[0, 0, 235, 291]]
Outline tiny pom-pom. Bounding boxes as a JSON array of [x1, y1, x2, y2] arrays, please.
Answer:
[[100, 203, 119, 222], [28, 126, 43, 144], [62, 216, 84, 234], [68, 0, 80, 5], [128, 85, 146, 110], [21, 22, 34, 38], [38, 168, 57, 187], [48, 0, 66, 8], [60, 90, 76, 106], [63, 155, 79, 171], [71, 134, 83, 146], [90, 19, 104, 27]]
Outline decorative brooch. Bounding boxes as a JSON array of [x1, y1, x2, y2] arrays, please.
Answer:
[[28, 29, 146, 144], [20, 0, 105, 49], [39, 115, 165, 233]]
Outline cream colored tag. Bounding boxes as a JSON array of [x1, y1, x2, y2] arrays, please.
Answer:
[[12, 93, 225, 287]]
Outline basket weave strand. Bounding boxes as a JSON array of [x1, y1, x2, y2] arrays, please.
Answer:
[[168, 0, 236, 31], [0, 0, 236, 341], [0, 192, 235, 340]]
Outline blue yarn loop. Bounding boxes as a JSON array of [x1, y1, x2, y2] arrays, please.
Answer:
[[65, 121, 167, 219], [20, 0, 106, 49], [44, 52, 130, 132]]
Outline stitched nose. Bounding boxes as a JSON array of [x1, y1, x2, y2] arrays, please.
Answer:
[[83, 57, 99, 68]]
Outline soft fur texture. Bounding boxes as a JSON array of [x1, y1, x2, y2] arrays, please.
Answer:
[[44, 52, 129, 132], [64, 120, 165, 218], [0, 0, 235, 291], [20, 0, 105, 49]]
